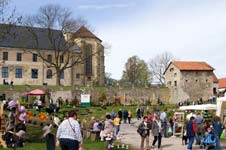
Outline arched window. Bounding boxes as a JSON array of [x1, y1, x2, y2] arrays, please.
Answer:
[[85, 44, 92, 76], [46, 69, 52, 79]]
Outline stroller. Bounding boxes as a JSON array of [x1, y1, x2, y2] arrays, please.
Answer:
[[201, 132, 216, 150]]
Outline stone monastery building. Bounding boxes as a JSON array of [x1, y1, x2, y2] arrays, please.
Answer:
[[0, 24, 105, 86]]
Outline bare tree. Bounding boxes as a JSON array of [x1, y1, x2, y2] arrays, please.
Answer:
[[23, 4, 98, 85], [0, 0, 22, 41], [149, 52, 174, 84]]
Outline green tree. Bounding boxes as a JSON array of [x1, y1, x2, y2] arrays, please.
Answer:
[[121, 55, 151, 87]]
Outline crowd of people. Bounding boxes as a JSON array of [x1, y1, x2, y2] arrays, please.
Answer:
[[136, 107, 225, 150], [184, 112, 224, 150], [1, 99, 27, 148], [1, 96, 226, 150], [178, 97, 216, 107], [80, 106, 225, 150], [137, 108, 168, 150]]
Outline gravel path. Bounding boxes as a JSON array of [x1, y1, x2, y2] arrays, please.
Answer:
[[118, 120, 226, 150]]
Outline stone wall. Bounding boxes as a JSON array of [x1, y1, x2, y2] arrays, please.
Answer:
[[50, 87, 170, 105], [165, 63, 215, 103], [0, 87, 171, 105]]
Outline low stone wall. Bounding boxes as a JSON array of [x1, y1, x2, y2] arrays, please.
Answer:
[[0, 87, 171, 105], [52, 87, 170, 105]]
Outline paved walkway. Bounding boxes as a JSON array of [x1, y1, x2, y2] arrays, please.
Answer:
[[118, 120, 226, 150]]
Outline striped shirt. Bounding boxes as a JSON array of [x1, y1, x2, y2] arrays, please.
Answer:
[[56, 118, 82, 143]]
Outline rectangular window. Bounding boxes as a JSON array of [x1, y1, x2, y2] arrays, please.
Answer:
[[47, 54, 52, 63], [31, 69, 38, 78], [60, 55, 64, 63], [76, 73, 80, 79], [2, 67, 8, 78], [87, 76, 91, 81], [3, 52, 8, 60], [60, 71, 64, 79], [15, 68, 22, 78], [174, 81, 177, 87], [32, 54, 38, 62], [16, 53, 22, 61]]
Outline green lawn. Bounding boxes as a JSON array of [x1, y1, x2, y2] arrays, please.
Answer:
[[0, 103, 176, 150], [0, 139, 105, 150]]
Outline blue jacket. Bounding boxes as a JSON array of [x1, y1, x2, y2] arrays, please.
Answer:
[[212, 121, 223, 136], [186, 121, 195, 137]]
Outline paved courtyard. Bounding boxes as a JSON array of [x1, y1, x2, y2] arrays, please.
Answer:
[[118, 120, 226, 150]]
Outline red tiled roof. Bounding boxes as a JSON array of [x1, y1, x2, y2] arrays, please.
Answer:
[[74, 26, 101, 41], [218, 78, 226, 89], [172, 61, 214, 71]]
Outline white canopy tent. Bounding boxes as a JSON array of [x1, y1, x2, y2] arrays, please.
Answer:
[[216, 96, 226, 121], [179, 104, 216, 110]]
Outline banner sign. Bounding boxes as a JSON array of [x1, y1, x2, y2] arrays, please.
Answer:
[[81, 94, 90, 106]]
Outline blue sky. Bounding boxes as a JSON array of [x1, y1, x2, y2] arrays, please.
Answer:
[[11, 0, 226, 79]]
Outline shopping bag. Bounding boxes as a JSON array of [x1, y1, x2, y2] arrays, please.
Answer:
[[220, 130, 225, 139], [168, 127, 172, 133]]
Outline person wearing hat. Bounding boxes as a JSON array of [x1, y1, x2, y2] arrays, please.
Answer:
[[15, 113, 27, 147], [7, 100, 17, 131]]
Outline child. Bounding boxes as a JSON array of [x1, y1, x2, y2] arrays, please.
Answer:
[[201, 127, 216, 149], [182, 129, 187, 145]]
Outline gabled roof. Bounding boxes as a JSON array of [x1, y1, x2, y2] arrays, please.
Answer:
[[171, 61, 214, 71], [218, 78, 226, 89], [0, 24, 80, 51], [164, 61, 214, 75], [74, 26, 102, 42]]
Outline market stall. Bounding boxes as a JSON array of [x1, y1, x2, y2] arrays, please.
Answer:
[[216, 96, 226, 121], [179, 104, 216, 111], [173, 112, 185, 136]]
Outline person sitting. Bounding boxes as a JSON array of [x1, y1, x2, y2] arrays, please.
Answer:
[[46, 103, 59, 114], [10, 80, 14, 86], [201, 127, 216, 149], [93, 120, 101, 132]]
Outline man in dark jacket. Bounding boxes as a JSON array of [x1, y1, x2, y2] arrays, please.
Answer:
[[212, 116, 223, 150], [123, 110, 128, 124], [186, 116, 196, 150], [118, 109, 123, 121], [138, 116, 150, 150]]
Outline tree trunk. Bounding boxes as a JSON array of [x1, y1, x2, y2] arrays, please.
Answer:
[[56, 72, 61, 86]]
